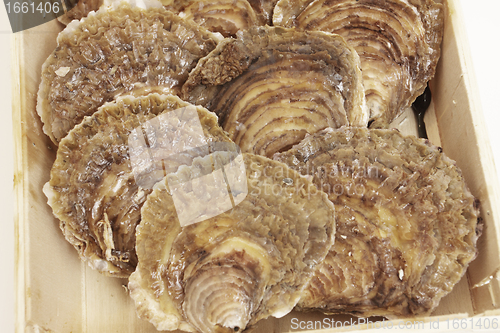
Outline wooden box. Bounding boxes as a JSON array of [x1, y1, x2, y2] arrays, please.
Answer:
[[13, 0, 500, 331]]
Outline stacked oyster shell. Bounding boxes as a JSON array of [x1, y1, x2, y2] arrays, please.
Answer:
[[274, 0, 444, 127], [38, 0, 221, 144], [39, 0, 480, 332], [182, 25, 367, 157], [130, 153, 335, 332], [43, 93, 235, 276], [274, 127, 480, 318]]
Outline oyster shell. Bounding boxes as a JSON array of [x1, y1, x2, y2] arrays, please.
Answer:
[[274, 0, 444, 127], [162, 0, 261, 37], [274, 127, 480, 317], [129, 153, 335, 332], [182, 26, 367, 157], [44, 94, 233, 277], [57, 0, 103, 25], [38, 0, 220, 144], [247, 0, 280, 25]]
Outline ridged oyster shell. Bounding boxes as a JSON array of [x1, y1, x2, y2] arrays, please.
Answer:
[[57, 0, 103, 25], [274, 0, 444, 127], [38, 0, 220, 144], [129, 153, 335, 332], [44, 94, 232, 277], [182, 25, 367, 157], [247, 0, 280, 25], [274, 127, 480, 317], [162, 0, 261, 37]]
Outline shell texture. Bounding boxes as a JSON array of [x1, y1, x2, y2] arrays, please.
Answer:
[[182, 25, 367, 158], [274, 127, 480, 317], [162, 0, 261, 37], [38, 0, 220, 144], [57, 0, 104, 25], [273, 0, 444, 127], [44, 94, 232, 277], [129, 153, 335, 332]]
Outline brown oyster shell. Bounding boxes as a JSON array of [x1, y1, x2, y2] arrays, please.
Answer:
[[182, 25, 367, 158], [162, 0, 261, 37], [38, 0, 221, 144], [129, 153, 335, 332], [246, 0, 280, 25], [43, 94, 233, 277], [57, 0, 103, 25], [274, 0, 444, 127], [274, 127, 480, 318]]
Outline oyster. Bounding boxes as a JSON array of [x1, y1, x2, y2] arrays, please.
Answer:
[[37, 0, 220, 144], [43, 94, 233, 277], [274, 127, 480, 317], [247, 0, 280, 25], [162, 0, 261, 37], [129, 153, 335, 332], [57, 0, 103, 25], [182, 26, 367, 157], [274, 0, 444, 127]]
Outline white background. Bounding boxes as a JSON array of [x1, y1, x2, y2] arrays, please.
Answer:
[[0, 0, 499, 332]]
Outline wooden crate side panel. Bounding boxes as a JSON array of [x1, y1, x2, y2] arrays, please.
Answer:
[[15, 23, 85, 333], [14, 28, 27, 333], [433, 0, 500, 314], [83, 267, 162, 333]]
